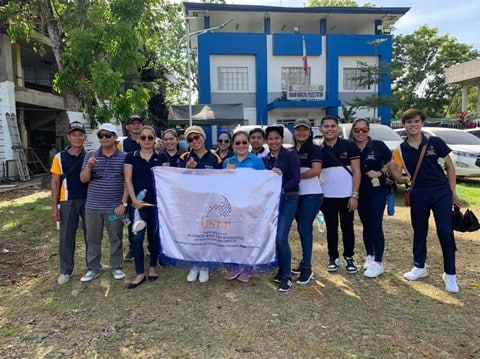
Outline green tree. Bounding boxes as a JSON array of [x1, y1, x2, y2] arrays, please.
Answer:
[[392, 25, 479, 118], [0, 0, 187, 126]]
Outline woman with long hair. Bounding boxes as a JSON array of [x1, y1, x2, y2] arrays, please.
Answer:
[[124, 126, 169, 289], [291, 118, 323, 285], [263, 125, 301, 292], [351, 118, 391, 278], [162, 129, 185, 167]]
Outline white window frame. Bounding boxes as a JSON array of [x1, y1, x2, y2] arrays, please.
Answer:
[[217, 66, 248, 92], [343, 67, 371, 91]]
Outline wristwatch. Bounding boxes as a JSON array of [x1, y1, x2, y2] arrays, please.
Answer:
[[351, 192, 359, 200], [122, 202, 128, 207]]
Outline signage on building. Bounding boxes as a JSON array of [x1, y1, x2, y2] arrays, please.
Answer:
[[287, 85, 325, 101]]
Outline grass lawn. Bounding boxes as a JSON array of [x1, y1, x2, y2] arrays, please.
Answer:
[[0, 185, 479, 358]]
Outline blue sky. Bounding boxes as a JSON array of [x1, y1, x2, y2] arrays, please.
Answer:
[[226, 0, 480, 51]]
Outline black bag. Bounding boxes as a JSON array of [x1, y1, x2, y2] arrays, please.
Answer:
[[453, 207, 480, 232]]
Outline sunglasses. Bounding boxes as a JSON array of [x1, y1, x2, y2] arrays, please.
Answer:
[[234, 141, 248, 146], [140, 135, 155, 141], [353, 128, 369, 134], [187, 134, 202, 143], [217, 139, 230, 144], [97, 133, 114, 139]]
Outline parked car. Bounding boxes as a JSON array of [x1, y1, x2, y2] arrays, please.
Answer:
[[233, 124, 294, 149], [394, 127, 480, 177], [313, 123, 403, 151], [465, 128, 480, 139]]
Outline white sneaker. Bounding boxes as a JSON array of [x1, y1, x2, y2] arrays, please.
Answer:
[[403, 266, 427, 281], [187, 266, 199, 282], [112, 269, 125, 280], [443, 273, 459, 293], [57, 273, 71, 285], [198, 267, 209, 283], [363, 255, 374, 270], [364, 262, 384, 278], [80, 270, 101, 282]]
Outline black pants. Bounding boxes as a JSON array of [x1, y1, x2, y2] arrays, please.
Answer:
[[321, 197, 355, 259]]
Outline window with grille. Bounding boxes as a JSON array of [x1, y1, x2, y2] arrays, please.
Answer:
[[281, 67, 310, 91], [343, 67, 370, 91], [217, 67, 248, 91]]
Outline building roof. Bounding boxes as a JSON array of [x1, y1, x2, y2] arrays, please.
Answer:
[[184, 2, 409, 37]]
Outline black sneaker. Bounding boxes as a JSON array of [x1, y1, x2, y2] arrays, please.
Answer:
[[278, 277, 292, 292], [296, 267, 313, 285], [291, 262, 302, 275], [124, 251, 134, 261], [327, 258, 339, 272], [273, 271, 282, 283], [345, 257, 357, 274]]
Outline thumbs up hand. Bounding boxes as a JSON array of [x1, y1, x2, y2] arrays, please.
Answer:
[[186, 156, 197, 169], [88, 151, 98, 168]]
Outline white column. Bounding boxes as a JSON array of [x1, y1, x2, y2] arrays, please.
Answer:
[[462, 84, 468, 112]]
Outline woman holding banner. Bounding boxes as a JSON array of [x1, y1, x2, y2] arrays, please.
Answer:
[[223, 130, 266, 282], [263, 125, 301, 292], [291, 118, 323, 285], [124, 126, 169, 289], [178, 126, 223, 283]]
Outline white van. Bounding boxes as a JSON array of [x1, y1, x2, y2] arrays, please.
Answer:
[[233, 124, 294, 149]]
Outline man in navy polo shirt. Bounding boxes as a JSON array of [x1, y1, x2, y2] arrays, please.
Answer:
[[50, 121, 88, 285], [79, 123, 129, 283], [388, 108, 461, 293], [319, 115, 361, 274], [118, 115, 142, 153]]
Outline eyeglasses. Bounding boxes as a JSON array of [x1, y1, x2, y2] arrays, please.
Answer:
[[234, 141, 248, 146], [187, 134, 201, 143], [140, 135, 155, 141], [217, 139, 230, 144], [353, 128, 369, 134], [97, 133, 114, 139]]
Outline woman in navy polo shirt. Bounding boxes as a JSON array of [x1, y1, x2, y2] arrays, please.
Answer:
[[179, 125, 222, 283], [162, 129, 184, 167], [291, 118, 323, 285], [124, 126, 169, 289], [214, 130, 233, 166], [388, 109, 461, 293], [263, 125, 301, 292], [351, 118, 391, 278]]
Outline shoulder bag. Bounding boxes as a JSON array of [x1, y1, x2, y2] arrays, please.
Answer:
[[404, 144, 427, 207]]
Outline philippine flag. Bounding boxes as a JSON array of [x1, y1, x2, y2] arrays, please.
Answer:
[[302, 36, 309, 77]]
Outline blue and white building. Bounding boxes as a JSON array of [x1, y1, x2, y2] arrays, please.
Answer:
[[184, 2, 409, 128]]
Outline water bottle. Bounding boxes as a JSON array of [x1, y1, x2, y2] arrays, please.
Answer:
[[316, 211, 325, 232], [137, 189, 147, 200], [387, 193, 395, 216]]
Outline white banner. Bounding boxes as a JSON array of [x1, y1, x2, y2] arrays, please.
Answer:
[[153, 167, 281, 268]]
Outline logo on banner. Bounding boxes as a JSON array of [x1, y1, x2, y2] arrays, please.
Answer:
[[201, 194, 232, 230]]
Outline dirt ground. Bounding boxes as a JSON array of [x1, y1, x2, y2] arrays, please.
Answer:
[[0, 187, 479, 358]]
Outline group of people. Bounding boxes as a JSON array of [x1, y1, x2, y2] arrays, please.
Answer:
[[51, 108, 460, 293]]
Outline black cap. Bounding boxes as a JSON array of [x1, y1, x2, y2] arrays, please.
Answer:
[[67, 121, 86, 134], [127, 115, 143, 124]]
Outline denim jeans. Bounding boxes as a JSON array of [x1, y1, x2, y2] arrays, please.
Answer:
[[357, 188, 386, 262], [129, 206, 160, 275], [295, 194, 323, 268], [321, 197, 355, 259], [276, 192, 299, 278]]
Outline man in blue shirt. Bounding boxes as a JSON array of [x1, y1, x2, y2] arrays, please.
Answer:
[[79, 123, 129, 282], [50, 121, 88, 285]]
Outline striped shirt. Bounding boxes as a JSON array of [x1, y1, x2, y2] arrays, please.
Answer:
[[82, 148, 126, 210]]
